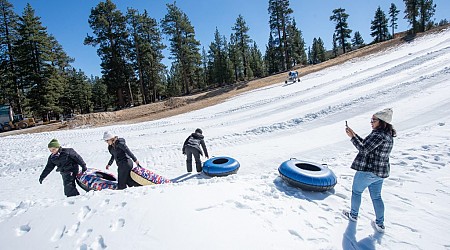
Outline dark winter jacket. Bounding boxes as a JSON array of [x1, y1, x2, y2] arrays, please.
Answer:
[[40, 147, 87, 180], [107, 137, 137, 166], [182, 132, 209, 158], [350, 129, 393, 178]]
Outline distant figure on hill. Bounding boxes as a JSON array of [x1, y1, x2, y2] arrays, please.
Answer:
[[182, 128, 209, 173], [286, 70, 299, 83], [39, 139, 87, 197], [342, 108, 397, 233], [103, 131, 140, 190]]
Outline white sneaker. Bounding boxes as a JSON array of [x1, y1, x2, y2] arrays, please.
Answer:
[[342, 210, 357, 222], [372, 221, 385, 233]]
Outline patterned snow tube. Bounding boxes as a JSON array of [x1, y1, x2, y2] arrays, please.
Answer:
[[76, 168, 118, 191], [278, 159, 337, 192], [130, 165, 172, 185], [202, 156, 240, 177]]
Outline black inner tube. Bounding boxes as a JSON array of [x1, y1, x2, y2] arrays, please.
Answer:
[[95, 172, 117, 181], [295, 163, 321, 171], [212, 158, 229, 165]]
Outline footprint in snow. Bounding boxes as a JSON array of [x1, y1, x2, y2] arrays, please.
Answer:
[[67, 221, 80, 236], [63, 200, 75, 206], [90, 235, 107, 249], [110, 218, 125, 231], [76, 228, 93, 245], [113, 202, 127, 210], [288, 229, 304, 240], [78, 206, 95, 221], [100, 199, 110, 207], [16, 224, 31, 236], [50, 225, 66, 242]]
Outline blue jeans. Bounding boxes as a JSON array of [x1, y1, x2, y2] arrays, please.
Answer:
[[350, 171, 385, 225]]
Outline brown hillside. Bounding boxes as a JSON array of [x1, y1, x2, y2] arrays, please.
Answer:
[[2, 25, 449, 137]]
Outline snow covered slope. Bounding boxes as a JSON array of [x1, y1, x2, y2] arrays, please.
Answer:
[[0, 28, 449, 250]]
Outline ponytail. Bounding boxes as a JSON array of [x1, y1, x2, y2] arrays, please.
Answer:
[[378, 120, 397, 137]]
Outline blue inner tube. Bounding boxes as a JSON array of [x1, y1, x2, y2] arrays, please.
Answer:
[[203, 156, 240, 177], [278, 159, 337, 191]]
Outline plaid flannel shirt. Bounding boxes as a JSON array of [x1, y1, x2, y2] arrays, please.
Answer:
[[350, 129, 393, 178]]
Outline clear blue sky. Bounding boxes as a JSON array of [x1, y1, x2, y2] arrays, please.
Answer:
[[10, 0, 450, 77]]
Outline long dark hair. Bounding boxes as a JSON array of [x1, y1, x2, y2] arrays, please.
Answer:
[[378, 119, 397, 137]]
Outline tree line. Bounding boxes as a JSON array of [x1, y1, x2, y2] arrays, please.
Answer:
[[0, 0, 445, 120]]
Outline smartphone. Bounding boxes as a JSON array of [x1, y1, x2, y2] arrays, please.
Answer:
[[345, 121, 348, 127]]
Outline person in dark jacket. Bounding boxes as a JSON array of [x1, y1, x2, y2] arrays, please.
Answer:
[[104, 131, 140, 190], [342, 108, 396, 233], [182, 128, 209, 173], [39, 139, 87, 197]]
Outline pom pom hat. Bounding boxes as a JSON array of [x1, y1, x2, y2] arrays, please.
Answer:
[[374, 108, 393, 124]]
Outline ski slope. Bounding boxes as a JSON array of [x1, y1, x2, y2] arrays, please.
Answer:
[[0, 28, 449, 249]]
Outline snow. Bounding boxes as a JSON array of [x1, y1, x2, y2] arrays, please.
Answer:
[[1, 29, 450, 250]]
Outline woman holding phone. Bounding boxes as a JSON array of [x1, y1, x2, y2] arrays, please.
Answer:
[[343, 108, 396, 233]]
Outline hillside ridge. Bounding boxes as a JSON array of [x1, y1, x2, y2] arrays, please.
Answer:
[[3, 25, 448, 136]]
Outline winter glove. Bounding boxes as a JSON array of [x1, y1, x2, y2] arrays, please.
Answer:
[[39, 177, 44, 184], [81, 166, 87, 173]]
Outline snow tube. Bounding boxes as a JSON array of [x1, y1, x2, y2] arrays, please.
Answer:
[[130, 165, 172, 185], [202, 156, 240, 177], [76, 168, 118, 191], [278, 159, 337, 191]]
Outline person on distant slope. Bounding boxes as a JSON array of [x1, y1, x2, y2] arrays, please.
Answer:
[[342, 108, 397, 233], [39, 139, 87, 197], [104, 131, 140, 190], [182, 128, 209, 173]]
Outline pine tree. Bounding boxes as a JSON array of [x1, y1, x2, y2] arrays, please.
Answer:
[[418, 0, 436, 32], [15, 4, 68, 119], [229, 33, 242, 82], [232, 15, 252, 81], [438, 19, 448, 26], [330, 8, 352, 54], [209, 28, 229, 86], [161, 2, 201, 95], [403, 0, 419, 34], [90, 76, 109, 111], [126, 8, 166, 104], [264, 33, 279, 74], [307, 46, 312, 65], [0, 0, 21, 112], [316, 38, 326, 63], [331, 33, 338, 58], [389, 3, 400, 37], [63, 69, 92, 114], [352, 31, 365, 48], [85, 0, 134, 108], [248, 41, 265, 78], [310, 38, 326, 64], [268, 0, 293, 70], [310, 38, 318, 64], [201, 47, 211, 88], [286, 18, 307, 67], [371, 6, 390, 43]]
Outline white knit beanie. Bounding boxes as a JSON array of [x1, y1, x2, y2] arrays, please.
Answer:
[[103, 131, 115, 141], [374, 108, 393, 124]]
